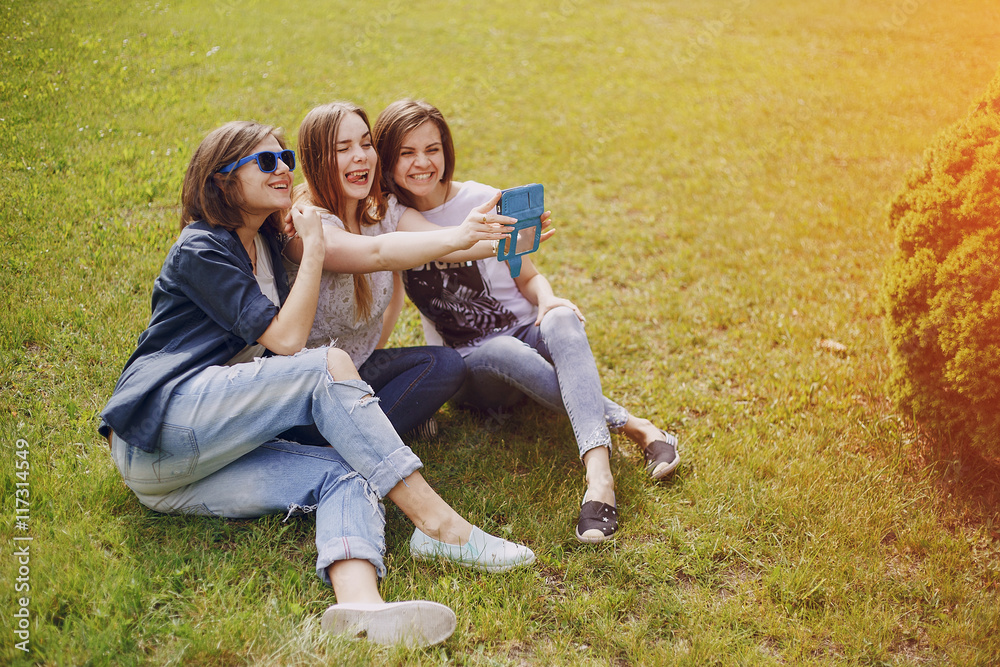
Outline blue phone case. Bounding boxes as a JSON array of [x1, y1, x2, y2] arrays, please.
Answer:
[[496, 183, 543, 278]]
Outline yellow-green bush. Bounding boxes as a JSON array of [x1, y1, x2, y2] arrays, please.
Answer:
[[882, 67, 1000, 457]]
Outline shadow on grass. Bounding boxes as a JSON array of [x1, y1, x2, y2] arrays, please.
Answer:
[[916, 432, 1000, 538], [854, 373, 1000, 538]]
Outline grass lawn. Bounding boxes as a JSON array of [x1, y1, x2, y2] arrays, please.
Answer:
[[3, 0, 1000, 664]]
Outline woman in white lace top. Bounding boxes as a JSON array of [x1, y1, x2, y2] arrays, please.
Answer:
[[284, 101, 528, 438]]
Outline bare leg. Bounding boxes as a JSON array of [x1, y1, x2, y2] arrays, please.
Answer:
[[327, 347, 362, 380], [323, 559, 457, 647], [582, 446, 616, 506], [325, 348, 474, 546], [576, 445, 620, 543], [329, 560, 383, 604], [324, 347, 532, 573], [387, 471, 473, 545]]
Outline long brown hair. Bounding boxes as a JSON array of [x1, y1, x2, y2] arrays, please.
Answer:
[[295, 102, 387, 322], [372, 99, 456, 210], [181, 121, 287, 238]]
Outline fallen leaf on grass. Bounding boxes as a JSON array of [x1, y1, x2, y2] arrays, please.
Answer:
[[818, 338, 848, 355]]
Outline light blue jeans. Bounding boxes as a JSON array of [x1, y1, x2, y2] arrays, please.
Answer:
[[110, 347, 422, 584], [455, 307, 630, 458]]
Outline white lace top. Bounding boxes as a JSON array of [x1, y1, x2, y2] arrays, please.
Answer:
[[286, 196, 406, 367]]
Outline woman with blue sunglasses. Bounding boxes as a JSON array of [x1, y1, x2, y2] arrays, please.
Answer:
[[99, 121, 534, 648]]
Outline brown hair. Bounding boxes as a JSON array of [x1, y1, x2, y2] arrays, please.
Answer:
[[180, 121, 287, 237], [295, 102, 387, 322], [372, 99, 456, 210]]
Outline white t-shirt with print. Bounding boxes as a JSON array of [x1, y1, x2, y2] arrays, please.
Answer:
[[402, 181, 537, 355]]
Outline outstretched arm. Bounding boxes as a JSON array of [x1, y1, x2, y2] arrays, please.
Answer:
[[283, 192, 514, 274], [400, 208, 555, 264]]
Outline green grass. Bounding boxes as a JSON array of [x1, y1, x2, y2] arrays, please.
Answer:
[[3, 0, 1000, 664]]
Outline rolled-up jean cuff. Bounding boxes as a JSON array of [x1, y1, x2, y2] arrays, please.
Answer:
[[316, 376, 423, 495], [365, 446, 423, 498], [606, 404, 630, 431], [316, 536, 387, 584], [579, 439, 612, 459]]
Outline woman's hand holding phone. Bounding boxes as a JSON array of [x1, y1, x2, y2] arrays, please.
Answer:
[[455, 191, 515, 250]]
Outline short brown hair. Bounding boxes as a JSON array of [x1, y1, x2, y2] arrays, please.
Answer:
[[180, 121, 288, 236], [372, 99, 456, 209]]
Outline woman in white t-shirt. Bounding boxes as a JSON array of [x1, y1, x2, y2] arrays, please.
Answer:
[[284, 102, 524, 441], [373, 99, 681, 544]]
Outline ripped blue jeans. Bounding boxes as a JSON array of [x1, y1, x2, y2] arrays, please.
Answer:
[[455, 306, 631, 459], [109, 347, 422, 584]]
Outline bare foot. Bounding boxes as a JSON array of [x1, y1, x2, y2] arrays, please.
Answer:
[[386, 472, 474, 546], [584, 478, 616, 506], [419, 513, 474, 546], [620, 415, 664, 452]]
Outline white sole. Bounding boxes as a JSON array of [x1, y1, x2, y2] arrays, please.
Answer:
[[410, 553, 535, 573], [321, 601, 456, 647], [648, 430, 681, 479], [575, 527, 613, 544], [409, 527, 536, 573], [649, 456, 680, 479]]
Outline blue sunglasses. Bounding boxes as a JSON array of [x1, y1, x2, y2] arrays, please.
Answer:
[[218, 149, 296, 174]]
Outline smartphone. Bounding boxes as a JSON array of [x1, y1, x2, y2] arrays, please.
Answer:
[[496, 183, 543, 277]]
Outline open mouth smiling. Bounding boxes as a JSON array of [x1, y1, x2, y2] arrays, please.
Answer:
[[345, 170, 369, 185]]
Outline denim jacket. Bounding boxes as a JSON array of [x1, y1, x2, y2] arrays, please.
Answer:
[[99, 221, 290, 452]]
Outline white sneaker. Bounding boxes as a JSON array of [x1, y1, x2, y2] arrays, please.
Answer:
[[321, 600, 456, 647], [410, 526, 536, 573]]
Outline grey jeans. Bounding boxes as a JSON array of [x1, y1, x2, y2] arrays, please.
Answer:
[[455, 307, 630, 458]]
